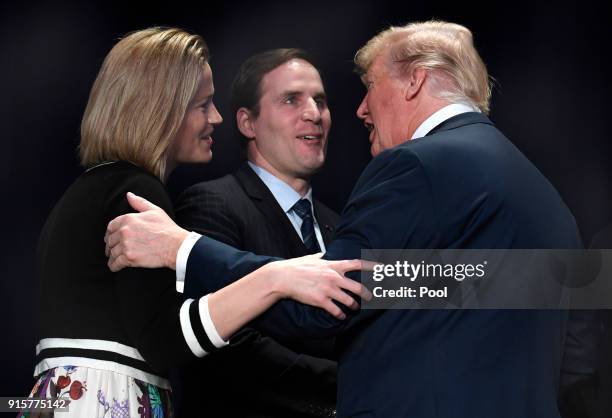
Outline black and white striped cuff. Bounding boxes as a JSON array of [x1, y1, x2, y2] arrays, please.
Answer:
[[179, 295, 228, 357]]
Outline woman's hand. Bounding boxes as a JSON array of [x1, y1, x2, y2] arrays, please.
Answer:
[[266, 254, 372, 320], [207, 254, 374, 341]]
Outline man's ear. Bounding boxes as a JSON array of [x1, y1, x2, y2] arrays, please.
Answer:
[[405, 67, 428, 101], [236, 108, 256, 139]]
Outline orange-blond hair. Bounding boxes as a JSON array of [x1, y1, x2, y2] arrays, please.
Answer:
[[355, 20, 492, 114]]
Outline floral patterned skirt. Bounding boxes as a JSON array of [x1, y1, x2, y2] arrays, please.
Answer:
[[18, 366, 173, 418]]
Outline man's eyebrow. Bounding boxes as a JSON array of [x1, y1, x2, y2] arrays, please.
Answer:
[[279, 90, 301, 97]]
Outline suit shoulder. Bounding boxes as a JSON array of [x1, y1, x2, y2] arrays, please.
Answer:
[[175, 173, 247, 211], [174, 172, 250, 242], [355, 145, 424, 191], [409, 122, 507, 157], [372, 143, 423, 167], [180, 173, 242, 197]]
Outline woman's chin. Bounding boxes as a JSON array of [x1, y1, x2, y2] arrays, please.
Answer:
[[200, 150, 213, 164]]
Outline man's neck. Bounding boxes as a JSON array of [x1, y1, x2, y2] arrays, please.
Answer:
[[248, 157, 310, 196], [406, 97, 451, 140]]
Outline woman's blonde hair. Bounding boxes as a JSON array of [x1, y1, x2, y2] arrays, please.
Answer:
[[355, 20, 492, 114], [79, 27, 209, 179]]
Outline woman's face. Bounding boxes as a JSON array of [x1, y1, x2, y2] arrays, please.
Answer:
[[166, 62, 223, 173]]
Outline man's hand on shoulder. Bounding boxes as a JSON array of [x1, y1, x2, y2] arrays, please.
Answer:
[[105, 192, 189, 272]]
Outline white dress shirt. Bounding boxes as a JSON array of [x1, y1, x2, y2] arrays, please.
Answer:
[[247, 162, 326, 253]]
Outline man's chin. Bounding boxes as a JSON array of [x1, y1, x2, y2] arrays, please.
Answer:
[[297, 161, 325, 177], [298, 154, 325, 168]]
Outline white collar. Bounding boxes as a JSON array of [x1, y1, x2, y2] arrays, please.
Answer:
[[247, 162, 313, 213], [411, 103, 479, 140]]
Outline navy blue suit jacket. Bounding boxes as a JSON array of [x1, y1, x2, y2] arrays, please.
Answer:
[[185, 113, 594, 418]]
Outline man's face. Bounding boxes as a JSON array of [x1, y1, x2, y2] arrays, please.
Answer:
[[248, 59, 330, 181], [356, 55, 411, 157]]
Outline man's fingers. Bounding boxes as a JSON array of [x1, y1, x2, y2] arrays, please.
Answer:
[[108, 254, 130, 272], [104, 228, 123, 250], [126, 192, 161, 213], [104, 192, 159, 254], [105, 216, 134, 249], [109, 243, 126, 260], [106, 214, 129, 236]]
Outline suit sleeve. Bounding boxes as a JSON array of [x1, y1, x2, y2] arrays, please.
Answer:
[[107, 175, 225, 372], [184, 148, 437, 339]]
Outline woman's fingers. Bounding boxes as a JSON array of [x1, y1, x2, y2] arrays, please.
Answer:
[[328, 286, 360, 311], [332, 274, 372, 302], [321, 300, 346, 320], [328, 259, 362, 274], [328, 259, 376, 274], [278, 255, 375, 317]]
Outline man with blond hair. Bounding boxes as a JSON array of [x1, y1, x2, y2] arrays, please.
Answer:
[[105, 21, 595, 417]]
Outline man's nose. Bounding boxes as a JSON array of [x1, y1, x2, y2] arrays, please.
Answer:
[[302, 98, 322, 123], [356, 95, 368, 119]]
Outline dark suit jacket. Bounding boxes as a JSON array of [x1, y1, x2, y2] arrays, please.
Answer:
[[174, 163, 340, 417], [184, 113, 596, 418]]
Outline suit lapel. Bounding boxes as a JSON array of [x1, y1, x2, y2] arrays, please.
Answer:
[[234, 163, 310, 256], [313, 201, 336, 247]]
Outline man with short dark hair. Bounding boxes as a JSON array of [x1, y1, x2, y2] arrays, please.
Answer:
[[174, 49, 339, 417]]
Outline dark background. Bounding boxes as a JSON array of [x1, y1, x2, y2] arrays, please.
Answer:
[[1, 0, 610, 399]]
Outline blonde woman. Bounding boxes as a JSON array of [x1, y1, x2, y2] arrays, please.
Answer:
[[23, 28, 367, 417]]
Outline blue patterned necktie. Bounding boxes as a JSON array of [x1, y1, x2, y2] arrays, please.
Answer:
[[292, 199, 321, 253]]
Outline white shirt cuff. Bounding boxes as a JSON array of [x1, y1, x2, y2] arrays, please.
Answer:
[[176, 231, 202, 293], [199, 295, 229, 347]]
